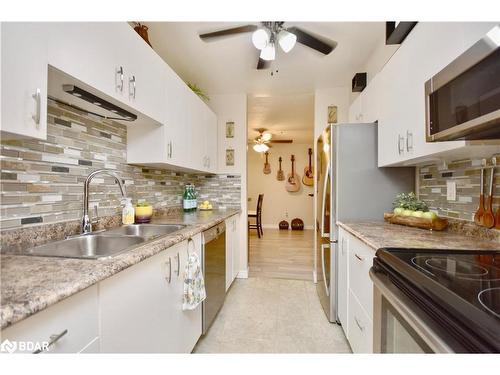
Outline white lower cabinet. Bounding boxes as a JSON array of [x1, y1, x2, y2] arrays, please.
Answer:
[[225, 214, 240, 291], [99, 234, 202, 353], [338, 227, 376, 353], [338, 229, 349, 337], [1, 285, 99, 354]]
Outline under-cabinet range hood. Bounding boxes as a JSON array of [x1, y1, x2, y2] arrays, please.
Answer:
[[47, 66, 140, 123]]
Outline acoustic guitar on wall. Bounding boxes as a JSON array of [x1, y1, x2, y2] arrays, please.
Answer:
[[286, 155, 301, 192], [263, 151, 271, 174], [302, 148, 314, 186], [277, 157, 285, 181]]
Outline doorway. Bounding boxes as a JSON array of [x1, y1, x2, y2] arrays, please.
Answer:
[[246, 93, 315, 280]]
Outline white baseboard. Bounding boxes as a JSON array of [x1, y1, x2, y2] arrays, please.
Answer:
[[236, 268, 249, 279]]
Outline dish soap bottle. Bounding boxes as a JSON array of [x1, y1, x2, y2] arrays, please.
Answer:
[[122, 198, 135, 225]]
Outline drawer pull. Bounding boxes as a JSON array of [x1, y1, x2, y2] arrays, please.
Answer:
[[33, 329, 68, 354], [165, 257, 172, 283], [354, 316, 365, 332], [354, 253, 364, 261], [175, 252, 180, 277]]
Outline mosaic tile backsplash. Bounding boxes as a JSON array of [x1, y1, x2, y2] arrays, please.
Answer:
[[0, 99, 240, 230], [418, 155, 500, 222]]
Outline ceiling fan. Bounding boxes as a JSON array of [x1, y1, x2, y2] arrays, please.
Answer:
[[251, 128, 293, 152], [199, 22, 337, 70]]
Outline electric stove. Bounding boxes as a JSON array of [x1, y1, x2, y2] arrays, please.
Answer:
[[372, 248, 500, 353]]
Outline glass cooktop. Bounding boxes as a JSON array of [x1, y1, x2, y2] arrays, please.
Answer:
[[374, 248, 500, 352]]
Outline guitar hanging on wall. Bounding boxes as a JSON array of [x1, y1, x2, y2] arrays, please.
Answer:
[[285, 155, 301, 192], [302, 148, 314, 186], [277, 157, 285, 181], [263, 151, 271, 174]]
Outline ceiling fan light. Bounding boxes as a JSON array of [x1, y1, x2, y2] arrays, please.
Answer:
[[253, 143, 269, 153], [261, 132, 272, 141], [252, 28, 270, 50], [260, 42, 276, 61], [278, 30, 297, 53]]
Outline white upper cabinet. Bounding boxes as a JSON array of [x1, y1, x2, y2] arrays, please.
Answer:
[[1, 23, 48, 140], [45, 22, 165, 124], [349, 22, 498, 167]]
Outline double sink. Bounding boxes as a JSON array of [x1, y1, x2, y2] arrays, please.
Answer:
[[21, 224, 186, 260]]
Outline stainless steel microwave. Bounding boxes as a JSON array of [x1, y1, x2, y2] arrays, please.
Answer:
[[425, 25, 500, 142]]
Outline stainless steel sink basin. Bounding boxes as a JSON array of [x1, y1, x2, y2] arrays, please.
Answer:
[[25, 234, 146, 259], [104, 224, 186, 239]]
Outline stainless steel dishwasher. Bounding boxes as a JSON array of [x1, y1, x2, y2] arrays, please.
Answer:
[[202, 222, 226, 334]]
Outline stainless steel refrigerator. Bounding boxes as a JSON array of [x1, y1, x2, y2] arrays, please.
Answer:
[[315, 122, 414, 323]]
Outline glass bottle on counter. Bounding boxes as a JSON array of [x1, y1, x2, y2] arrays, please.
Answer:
[[183, 185, 190, 212], [191, 185, 198, 211]]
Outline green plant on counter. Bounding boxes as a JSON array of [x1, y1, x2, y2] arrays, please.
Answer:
[[393, 192, 429, 211], [187, 83, 210, 102]]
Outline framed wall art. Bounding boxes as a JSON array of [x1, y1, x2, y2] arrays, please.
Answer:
[[225, 121, 235, 138], [226, 148, 235, 166]]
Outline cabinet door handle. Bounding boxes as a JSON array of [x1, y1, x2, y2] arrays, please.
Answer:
[[175, 252, 180, 277], [32, 88, 41, 128], [33, 329, 68, 354], [165, 257, 172, 283], [341, 238, 345, 255], [129, 75, 136, 99], [406, 130, 413, 151], [170, 141, 173, 158], [354, 253, 364, 261], [397, 135, 405, 155], [167, 141, 172, 159], [116, 66, 124, 92], [354, 316, 365, 332]]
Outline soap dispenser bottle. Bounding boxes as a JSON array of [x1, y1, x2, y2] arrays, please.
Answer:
[[122, 198, 135, 225]]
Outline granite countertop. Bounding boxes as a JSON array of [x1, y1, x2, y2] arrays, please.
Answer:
[[0, 208, 240, 330], [337, 221, 500, 251]]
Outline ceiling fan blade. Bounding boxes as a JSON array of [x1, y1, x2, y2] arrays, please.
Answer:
[[199, 25, 258, 40], [270, 140, 293, 144], [257, 57, 271, 70], [287, 27, 337, 55]]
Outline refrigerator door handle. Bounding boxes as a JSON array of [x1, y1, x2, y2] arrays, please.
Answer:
[[321, 160, 331, 239], [321, 243, 329, 297]]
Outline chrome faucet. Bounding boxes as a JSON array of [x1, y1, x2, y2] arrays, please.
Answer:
[[81, 169, 127, 234]]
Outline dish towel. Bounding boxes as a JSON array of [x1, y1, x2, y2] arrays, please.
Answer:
[[182, 251, 206, 310]]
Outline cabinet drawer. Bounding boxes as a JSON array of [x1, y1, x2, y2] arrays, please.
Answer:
[[348, 236, 375, 316], [348, 289, 373, 353], [1, 285, 99, 354]]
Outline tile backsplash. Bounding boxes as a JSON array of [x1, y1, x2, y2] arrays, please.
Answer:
[[0, 99, 240, 230], [418, 155, 500, 222]]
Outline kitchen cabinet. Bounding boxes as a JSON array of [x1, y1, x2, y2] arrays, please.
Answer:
[[1, 285, 99, 354], [337, 227, 375, 353], [348, 22, 498, 167], [338, 228, 349, 337], [1, 23, 48, 140], [225, 214, 240, 291], [45, 22, 165, 124], [99, 235, 202, 353]]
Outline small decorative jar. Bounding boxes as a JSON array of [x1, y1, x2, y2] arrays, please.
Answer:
[[135, 201, 153, 223]]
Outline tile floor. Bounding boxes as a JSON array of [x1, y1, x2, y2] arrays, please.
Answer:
[[194, 277, 352, 353]]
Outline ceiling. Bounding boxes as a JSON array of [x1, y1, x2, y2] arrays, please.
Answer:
[[143, 22, 387, 95], [247, 94, 314, 144]]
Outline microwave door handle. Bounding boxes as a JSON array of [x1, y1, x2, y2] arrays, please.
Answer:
[[321, 161, 330, 239]]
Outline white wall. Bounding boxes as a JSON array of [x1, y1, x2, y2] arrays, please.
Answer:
[[208, 94, 249, 278], [247, 143, 314, 229], [314, 86, 350, 141]]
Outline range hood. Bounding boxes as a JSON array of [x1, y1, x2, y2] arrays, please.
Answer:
[[48, 66, 141, 123], [62, 84, 137, 121]]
